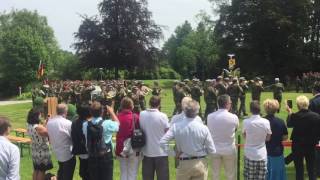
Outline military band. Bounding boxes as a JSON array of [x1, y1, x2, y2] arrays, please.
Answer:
[[32, 75, 292, 123]]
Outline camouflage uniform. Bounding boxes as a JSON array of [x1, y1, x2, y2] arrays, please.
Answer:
[[272, 79, 284, 112], [152, 81, 162, 96], [227, 79, 243, 114], [251, 78, 264, 102], [204, 80, 217, 121], [238, 78, 248, 116], [191, 79, 203, 117]]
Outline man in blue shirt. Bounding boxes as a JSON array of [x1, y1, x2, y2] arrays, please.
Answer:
[[82, 101, 119, 180], [0, 117, 20, 180]]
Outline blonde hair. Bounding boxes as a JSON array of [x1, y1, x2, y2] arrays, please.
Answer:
[[296, 95, 309, 110], [263, 99, 279, 115], [120, 97, 134, 110]]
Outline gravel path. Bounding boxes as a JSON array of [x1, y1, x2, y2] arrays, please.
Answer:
[[0, 100, 32, 106]]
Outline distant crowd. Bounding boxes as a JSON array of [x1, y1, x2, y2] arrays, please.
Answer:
[[1, 80, 320, 180]]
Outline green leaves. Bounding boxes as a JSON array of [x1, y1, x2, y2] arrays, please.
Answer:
[[0, 10, 58, 95]]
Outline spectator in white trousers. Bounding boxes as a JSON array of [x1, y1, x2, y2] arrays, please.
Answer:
[[207, 95, 239, 180]]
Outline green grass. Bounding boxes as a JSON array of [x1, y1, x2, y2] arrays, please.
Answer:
[[0, 90, 316, 179]]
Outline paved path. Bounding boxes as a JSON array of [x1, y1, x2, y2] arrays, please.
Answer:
[[0, 100, 31, 106]]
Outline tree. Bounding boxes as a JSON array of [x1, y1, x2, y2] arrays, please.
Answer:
[[74, 0, 162, 79], [162, 14, 219, 79], [0, 10, 59, 95], [213, 0, 318, 78]]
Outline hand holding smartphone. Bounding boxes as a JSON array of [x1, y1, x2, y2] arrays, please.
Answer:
[[287, 100, 293, 109]]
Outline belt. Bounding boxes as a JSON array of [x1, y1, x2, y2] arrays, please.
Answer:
[[179, 156, 206, 161]]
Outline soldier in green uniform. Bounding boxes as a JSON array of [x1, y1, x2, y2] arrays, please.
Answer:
[[137, 81, 147, 111], [191, 79, 203, 117], [238, 77, 248, 116], [172, 80, 179, 116], [204, 79, 218, 122], [80, 81, 95, 105], [130, 86, 141, 113], [174, 82, 187, 115], [152, 81, 162, 96], [251, 77, 264, 102], [271, 78, 284, 112], [183, 79, 192, 96], [115, 82, 127, 112], [215, 76, 227, 96], [227, 78, 243, 114]]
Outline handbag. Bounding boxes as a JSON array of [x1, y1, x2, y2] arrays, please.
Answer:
[[131, 113, 146, 149]]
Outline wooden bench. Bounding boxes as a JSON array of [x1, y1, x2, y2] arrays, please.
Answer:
[[7, 135, 31, 157], [13, 128, 27, 137]]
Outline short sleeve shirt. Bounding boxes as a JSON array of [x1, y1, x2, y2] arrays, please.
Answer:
[[243, 115, 272, 160], [139, 109, 170, 157], [265, 115, 288, 157], [83, 117, 119, 146]]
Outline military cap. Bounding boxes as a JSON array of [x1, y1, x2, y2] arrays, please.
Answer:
[[217, 76, 223, 80]]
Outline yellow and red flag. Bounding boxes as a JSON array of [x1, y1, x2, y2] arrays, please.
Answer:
[[37, 60, 45, 79]]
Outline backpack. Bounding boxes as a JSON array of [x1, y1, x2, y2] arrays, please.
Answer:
[[87, 119, 110, 157], [131, 114, 146, 149]]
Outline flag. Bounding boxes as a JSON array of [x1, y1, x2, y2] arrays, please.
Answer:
[[37, 60, 45, 79]]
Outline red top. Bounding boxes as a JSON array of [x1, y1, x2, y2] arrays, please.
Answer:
[[115, 109, 139, 156]]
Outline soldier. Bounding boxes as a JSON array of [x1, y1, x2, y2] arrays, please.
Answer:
[[172, 80, 179, 116], [152, 81, 162, 96], [227, 78, 243, 114], [174, 82, 187, 115], [137, 81, 147, 111], [271, 78, 284, 112], [80, 81, 95, 105], [114, 82, 127, 112], [251, 77, 264, 102], [215, 76, 227, 96], [238, 77, 249, 116], [130, 86, 141, 113], [183, 79, 192, 96], [191, 78, 203, 117], [295, 76, 301, 93], [204, 79, 218, 122]]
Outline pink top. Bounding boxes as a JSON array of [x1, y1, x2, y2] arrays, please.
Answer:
[[115, 109, 139, 156]]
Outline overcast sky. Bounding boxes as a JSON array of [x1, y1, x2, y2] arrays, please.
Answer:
[[0, 0, 213, 51]]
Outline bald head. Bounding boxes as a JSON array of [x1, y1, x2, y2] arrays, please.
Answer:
[[57, 103, 68, 116]]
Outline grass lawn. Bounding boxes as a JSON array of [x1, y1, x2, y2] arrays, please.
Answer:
[[0, 88, 316, 179]]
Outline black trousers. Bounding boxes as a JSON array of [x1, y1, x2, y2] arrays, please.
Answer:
[[57, 156, 76, 180], [292, 143, 316, 180], [79, 157, 89, 180], [142, 156, 169, 180], [88, 150, 113, 180]]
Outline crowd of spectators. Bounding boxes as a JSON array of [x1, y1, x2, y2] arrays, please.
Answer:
[[1, 82, 320, 180]]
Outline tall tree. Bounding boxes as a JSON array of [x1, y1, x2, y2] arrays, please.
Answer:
[[0, 10, 59, 95], [214, 0, 316, 78], [74, 0, 162, 79]]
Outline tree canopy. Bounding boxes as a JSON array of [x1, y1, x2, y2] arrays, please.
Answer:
[[74, 0, 162, 79], [0, 9, 60, 95]]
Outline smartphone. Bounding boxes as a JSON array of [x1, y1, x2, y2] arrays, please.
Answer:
[[287, 100, 293, 109]]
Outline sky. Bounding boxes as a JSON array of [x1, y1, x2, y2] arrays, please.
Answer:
[[0, 0, 213, 52]]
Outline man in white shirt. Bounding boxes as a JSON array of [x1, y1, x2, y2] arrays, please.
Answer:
[[160, 100, 216, 180], [242, 101, 272, 180], [0, 117, 20, 180], [47, 104, 75, 180], [139, 96, 170, 180], [207, 95, 239, 180]]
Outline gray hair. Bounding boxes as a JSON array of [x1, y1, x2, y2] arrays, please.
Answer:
[[57, 103, 68, 116], [181, 97, 193, 111], [218, 95, 231, 109], [184, 100, 200, 118]]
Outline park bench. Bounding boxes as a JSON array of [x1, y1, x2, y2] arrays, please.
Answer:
[[13, 128, 27, 137], [7, 135, 31, 157]]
